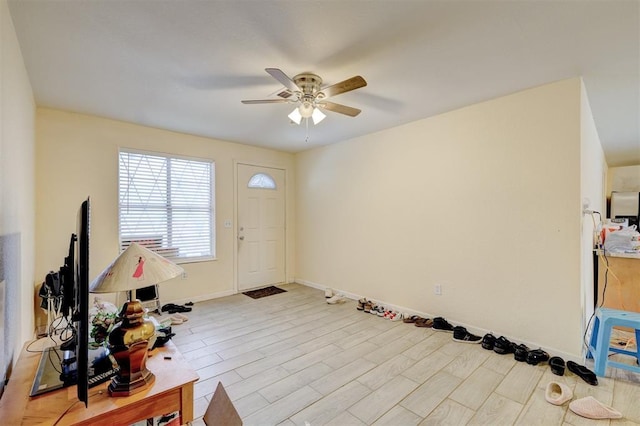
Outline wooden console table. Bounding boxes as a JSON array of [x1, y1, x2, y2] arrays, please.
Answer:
[[0, 340, 198, 425]]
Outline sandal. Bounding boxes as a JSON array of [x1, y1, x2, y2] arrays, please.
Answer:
[[415, 318, 433, 328], [402, 315, 421, 323], [567, 361, 598, 385], [549, 356, 565, 376]]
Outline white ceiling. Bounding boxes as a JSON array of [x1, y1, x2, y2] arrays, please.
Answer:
[[8, 1, 640, 166]]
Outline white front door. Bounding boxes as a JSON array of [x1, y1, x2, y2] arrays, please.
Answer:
[[237, 164, 286, 291]]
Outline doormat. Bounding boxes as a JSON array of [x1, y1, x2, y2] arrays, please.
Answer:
[[243, 286, 287, 299]]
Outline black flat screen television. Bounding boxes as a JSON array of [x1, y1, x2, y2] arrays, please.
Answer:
[[30, 197, 115, 407], [75, 197, 90, 406]]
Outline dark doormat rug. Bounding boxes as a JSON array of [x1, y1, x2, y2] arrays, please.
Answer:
[[243, 286, 287, 299]]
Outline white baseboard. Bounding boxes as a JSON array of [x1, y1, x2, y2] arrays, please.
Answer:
[[293, 279, 581, 363], [167, 289, 236, 307]]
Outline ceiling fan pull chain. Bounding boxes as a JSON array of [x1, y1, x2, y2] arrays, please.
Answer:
[[305, 118, 310, 143]]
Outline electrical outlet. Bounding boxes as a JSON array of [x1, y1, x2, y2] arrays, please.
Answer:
[[434, 284, 442, 295], [182, 271, 188, 279]]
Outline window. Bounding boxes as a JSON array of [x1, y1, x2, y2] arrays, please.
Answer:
[[247, 173, 276, 189], [119, 150, 215, 263]]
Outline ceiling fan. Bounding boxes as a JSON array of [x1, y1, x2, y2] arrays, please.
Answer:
[[241, 68, 367, 125]]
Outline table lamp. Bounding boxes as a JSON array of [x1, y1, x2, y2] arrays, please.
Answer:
[[90, 242, 184, 396]]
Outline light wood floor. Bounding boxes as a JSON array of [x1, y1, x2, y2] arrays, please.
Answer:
[[165, 283, 640, 425]]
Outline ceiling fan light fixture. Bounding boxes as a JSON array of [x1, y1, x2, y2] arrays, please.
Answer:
[[288, 107, 302, 125], [311, 107, 326, 124], [299, 101, 314, 118]]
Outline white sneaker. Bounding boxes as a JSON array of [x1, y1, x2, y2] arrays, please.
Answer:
[[325, 288, 333, 298], [326, 294, 345, 304]]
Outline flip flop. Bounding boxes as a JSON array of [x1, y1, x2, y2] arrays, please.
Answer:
[[567, 361, 598, 385], [402, 315, 421, 323], [414, 318, 433, 328], [549, 356, 565, 376]]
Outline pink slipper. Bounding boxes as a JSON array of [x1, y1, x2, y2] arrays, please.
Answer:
[[569, 396, 622, 419], [544, 381, 573, 405]]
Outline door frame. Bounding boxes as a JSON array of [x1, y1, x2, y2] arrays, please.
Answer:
[[233, 160, 288, 293]]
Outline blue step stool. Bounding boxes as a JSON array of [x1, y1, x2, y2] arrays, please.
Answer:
[[587, 308, 640, 377]]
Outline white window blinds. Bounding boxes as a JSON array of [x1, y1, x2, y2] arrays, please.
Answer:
[[119, 150, 215, 262]]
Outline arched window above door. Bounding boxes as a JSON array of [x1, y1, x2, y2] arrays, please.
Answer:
[[247, 173, 276, 189]]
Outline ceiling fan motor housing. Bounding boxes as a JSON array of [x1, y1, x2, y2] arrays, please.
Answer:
[[293, 73, 324, 100]]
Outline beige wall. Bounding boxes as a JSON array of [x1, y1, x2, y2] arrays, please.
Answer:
[[1, 0, 36, 366], [296, 78, 585, 357], [36, 109, 295, 312], [607, 165, 640, 195], [579, 80, 607, 323]]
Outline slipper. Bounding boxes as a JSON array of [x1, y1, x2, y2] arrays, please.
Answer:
[[549, 356, 565, 376], [567, 361, 598, 385], [415, 318, 433, 328], [185, 301, 194, 306], [170, 315, 184, 325], [544, 381, 573, 406], [569, 396, 622, 419], [172, 312, 189, 322], [403, 315, 421, 323]]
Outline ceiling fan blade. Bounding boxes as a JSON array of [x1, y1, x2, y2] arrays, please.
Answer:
[[319, 101, 361, 117], [321, 76, 367, 98], [265, 68, 300, 92], [241, 99, 291, 104]]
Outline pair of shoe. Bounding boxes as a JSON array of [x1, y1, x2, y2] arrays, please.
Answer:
[[545, 382, 620, 419], [161, 303, 193, 314], [490, 335, 514, 355], [326, 294, 345, 304], [383, 310, 403, 321], [402, 315, 422, 324], [432, 317, 454, 332], [414, 317, 433, 328], [452, 326, 482, 343], [170, 312, 189, 325], [357, 298, 368, 311]]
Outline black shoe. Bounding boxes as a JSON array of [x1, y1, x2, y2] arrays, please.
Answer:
[[549, 356, 565, 376], [513, 344, 530, 362], [567, 361, 598, 385], [161, 303, 179, 312], [481, 333, 496, 350], [493, 336, 514, 355], [167, 305, 192, 314], [526, 349, 550, 365], [432, 317, 454, 332], [452, 326, 482, 343]]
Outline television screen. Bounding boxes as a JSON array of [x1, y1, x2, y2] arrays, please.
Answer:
[[30, 197, 116, 406], [76, 197, 90, 406]]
